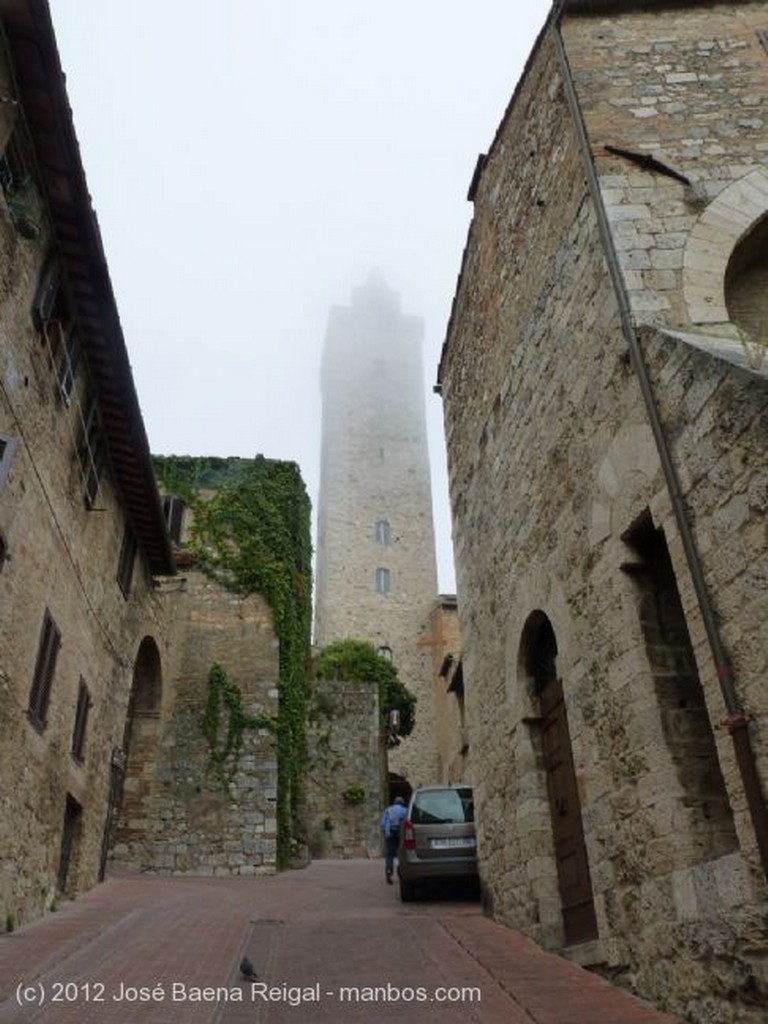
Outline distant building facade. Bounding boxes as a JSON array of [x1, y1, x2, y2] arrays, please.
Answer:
[[427, 597, 469, 785], [438, 2, 768, 1021], [314, 274, 439, 790]]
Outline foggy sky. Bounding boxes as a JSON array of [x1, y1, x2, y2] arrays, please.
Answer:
[[47, 0, 553, 593]]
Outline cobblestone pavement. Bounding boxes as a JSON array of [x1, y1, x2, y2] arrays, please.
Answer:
[[0, 861, 678, 1024]]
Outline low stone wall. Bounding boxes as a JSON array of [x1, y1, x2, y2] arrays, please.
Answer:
[[306, 678, 383, 859]]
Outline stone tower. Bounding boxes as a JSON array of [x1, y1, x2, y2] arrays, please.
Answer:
[[314, 272, 439, 788]]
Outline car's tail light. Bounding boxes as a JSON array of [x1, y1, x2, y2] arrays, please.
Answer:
[[403, 820, 415, 850]]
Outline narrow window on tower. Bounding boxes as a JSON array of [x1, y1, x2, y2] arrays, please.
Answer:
[[378, 645, 393, 662], [375, 567, 391, 595], [374, 519, 391, 545]]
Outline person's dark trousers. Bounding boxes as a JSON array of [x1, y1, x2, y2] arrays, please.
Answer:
[[385, 834, 399, 881]]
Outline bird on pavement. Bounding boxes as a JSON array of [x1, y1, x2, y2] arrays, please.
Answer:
[[240, 956, 258, 980]]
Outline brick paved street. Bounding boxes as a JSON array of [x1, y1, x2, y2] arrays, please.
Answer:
[[0, 861, 678, 1024]]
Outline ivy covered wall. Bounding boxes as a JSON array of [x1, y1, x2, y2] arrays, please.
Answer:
[[153, 454, 313, 867]]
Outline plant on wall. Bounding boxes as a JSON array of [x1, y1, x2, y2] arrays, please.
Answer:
[[153, 454, 312, 868], [202, 663, 273, 783]]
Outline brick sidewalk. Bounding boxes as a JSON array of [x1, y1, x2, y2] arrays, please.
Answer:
[[0, 862, 679, 1024]]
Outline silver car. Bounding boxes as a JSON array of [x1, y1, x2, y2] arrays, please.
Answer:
[[397, 785, 478, 901]]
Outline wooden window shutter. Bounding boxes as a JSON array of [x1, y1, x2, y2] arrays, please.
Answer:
[[71, 678, 90, 761], [28, 609, 61, 728]]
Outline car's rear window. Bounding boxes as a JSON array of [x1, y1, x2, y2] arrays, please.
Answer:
[[411, 788, 474, 824]]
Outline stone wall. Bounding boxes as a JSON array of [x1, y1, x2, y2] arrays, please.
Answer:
[[111, 571, 279, 875], [427, 598, 469, 784], [0, 135, 162, 927], [439, 7, 768, 1022], [305, 678, 383, 859]]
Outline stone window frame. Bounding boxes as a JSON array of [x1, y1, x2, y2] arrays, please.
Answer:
[[28, 608, 61, 731]]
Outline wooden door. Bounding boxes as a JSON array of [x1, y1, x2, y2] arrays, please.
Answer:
[[539, 674, 598, 945]]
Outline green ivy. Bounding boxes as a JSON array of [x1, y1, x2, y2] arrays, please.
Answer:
[[314, 639, 416, 743], [342, 784, 366, 806], [154, 455, 312, 868], [202, 663, 273, 783]]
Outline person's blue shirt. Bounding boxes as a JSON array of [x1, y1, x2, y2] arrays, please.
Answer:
[[380, 800, 407, 837]]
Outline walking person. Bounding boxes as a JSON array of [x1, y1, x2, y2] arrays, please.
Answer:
[[380, 795, 407, 884]]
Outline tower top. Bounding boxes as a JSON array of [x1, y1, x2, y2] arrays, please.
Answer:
[[351, 268, 401, 315]]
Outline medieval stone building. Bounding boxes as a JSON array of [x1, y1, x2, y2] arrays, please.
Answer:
[[0, 2, 309, 929], [438, 1, 768, 1021], [314, 273, 440, 792], [0, 0, 175, 927]]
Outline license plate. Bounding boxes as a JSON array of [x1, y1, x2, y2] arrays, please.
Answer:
[[430, 837, 476, 849]]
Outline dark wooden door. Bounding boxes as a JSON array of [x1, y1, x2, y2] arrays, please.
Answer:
[[57, 795, 82, 894], [539, 674, 598, 945]]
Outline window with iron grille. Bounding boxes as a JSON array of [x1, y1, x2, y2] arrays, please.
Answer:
[[0, 123, 40, 241], [758, 29, 768, 55], [78, 396, 104, 508], [32, 252, 62, 329], [33, 252, 81, 404], [117, 526, 137, 597], [71, 678, 90, 762], [40, 319, 81, 405], [28, 609, 61, 729], [0, 434, 19, 490]]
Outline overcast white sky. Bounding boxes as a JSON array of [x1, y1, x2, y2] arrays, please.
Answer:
[[48, 0, 552, 593]]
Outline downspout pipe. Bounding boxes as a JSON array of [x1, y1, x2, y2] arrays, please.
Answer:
[[550, 10, 768, 882]]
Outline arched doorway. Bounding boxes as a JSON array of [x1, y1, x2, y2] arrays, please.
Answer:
[[523, 612, 598, 945], [109, 636, 163, 869], [725, 212, 768, 347]]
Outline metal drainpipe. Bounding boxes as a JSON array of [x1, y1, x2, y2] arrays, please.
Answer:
[[550, 12, 768, 882]]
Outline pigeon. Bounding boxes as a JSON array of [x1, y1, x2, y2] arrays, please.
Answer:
[[240, 956, 258, 980]]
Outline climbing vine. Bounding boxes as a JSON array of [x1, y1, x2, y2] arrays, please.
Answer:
[[153, 455, 312, 868], [314, 639, 416, 744], [202, 663, 272, 783]]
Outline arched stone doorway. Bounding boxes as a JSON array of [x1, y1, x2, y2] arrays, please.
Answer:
[[522, 611, 598, 945], [725, 213, 768, 348], [110, 636, 163, 869]]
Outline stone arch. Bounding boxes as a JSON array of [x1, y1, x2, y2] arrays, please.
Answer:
[[129, 634, 162, 716], [518, 611, 598, 946], [111, 635, 164, 869], [589, 423, 660, 548], [725, 212, 768, 341], [683, 168, 768, 328]]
